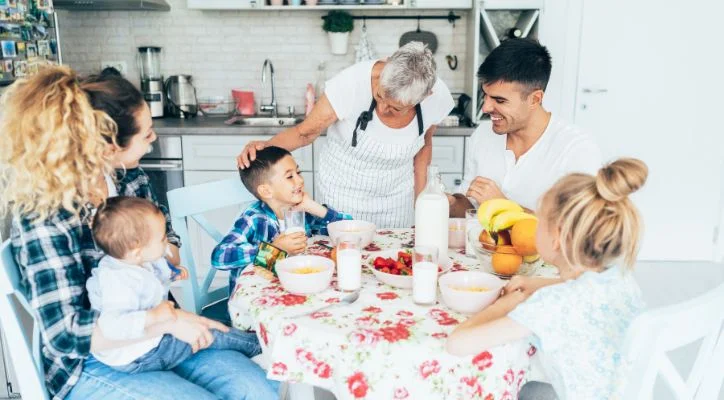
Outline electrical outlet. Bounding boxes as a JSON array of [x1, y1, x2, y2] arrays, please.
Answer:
[[100, 60, 128, 76]]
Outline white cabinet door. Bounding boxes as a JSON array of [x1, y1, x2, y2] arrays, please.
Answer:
[[408, 0, 472, 8], [440, 173, 463, 193], [431, 137, 465, 173], [183, 135, 314, 172], [187, 0, 260, 9], [182, 170, 313, 287], [574, 0, 724, 261], [313, 137, 328, 201]]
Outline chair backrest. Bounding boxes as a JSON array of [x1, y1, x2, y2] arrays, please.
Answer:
[[167, 178, 256, 314], [622, 281, 724, 400], [0, 240, 49, 399]]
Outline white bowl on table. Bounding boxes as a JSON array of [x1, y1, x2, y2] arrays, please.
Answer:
[[327, 220, 376, 248], [439, 271, 505, 314], [276, 255, 334, 295]]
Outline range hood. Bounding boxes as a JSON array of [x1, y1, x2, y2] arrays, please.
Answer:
[[53, 0, 171, 11]]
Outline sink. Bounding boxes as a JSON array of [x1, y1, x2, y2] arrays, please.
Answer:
[[225, 116, 303, 127]]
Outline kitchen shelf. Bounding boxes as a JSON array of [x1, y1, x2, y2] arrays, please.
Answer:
[[188, 1, 472, 10]]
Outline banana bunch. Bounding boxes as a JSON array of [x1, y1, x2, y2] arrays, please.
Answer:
[[476, 199, 536, 233]]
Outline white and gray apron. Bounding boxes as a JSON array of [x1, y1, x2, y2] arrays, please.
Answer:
[[317, 99, 424, 228]]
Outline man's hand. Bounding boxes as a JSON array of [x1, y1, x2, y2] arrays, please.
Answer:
[[237, 140, 269, 169], [272, 232, 307, 255], [466, 177, 505, 205]]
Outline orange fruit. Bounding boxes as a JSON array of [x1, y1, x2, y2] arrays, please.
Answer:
[[495, 245, 518, 255], [479, 230, 496, 251], [491, 252, 523, 275], [511, 219, 538, 256]]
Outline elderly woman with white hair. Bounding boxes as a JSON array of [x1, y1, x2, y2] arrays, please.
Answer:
[[237, 42, 454, 228]]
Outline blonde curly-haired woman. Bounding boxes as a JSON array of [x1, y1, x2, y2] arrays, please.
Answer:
[[0, 66, 278, 400]]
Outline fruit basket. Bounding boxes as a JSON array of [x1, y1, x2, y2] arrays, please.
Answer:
[[467, 230, 541, 279]]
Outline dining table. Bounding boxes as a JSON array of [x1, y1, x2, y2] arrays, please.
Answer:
[[228, 228, 559, 400]]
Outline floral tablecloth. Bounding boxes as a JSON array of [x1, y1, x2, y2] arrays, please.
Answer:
[[229, 229, 558, 400]]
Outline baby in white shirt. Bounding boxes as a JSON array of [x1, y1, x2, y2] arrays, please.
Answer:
[[87, 196, 261, 373]]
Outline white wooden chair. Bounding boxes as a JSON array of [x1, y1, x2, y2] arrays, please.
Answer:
[[0, 239, 49, 399], [622, 281, 724, 399], [167, 177, 256, 322]]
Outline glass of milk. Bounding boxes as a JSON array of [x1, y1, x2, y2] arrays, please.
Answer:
[[465, 208, 481, 256], [283, 208, 306, 234], [336, 235, 362, 292], [412, 245, 439, 305]]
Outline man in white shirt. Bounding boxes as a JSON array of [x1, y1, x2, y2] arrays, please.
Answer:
[[449, 39, 601, 217]]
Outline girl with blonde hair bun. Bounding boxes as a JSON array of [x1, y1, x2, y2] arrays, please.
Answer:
[[447, 158, 649, 400], [1, 66, 279, 400]]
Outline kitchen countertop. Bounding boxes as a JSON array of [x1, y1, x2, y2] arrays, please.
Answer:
[[153, 117, 477, 136]]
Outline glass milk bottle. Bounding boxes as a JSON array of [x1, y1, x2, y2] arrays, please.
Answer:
[[415, 165, 450, 266], [336, 235, 362, 292]]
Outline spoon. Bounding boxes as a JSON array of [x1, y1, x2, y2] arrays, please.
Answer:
[[289, 291, 360, 319]]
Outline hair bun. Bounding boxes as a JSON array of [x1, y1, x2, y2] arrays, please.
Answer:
[[595, 158, 648, 202]]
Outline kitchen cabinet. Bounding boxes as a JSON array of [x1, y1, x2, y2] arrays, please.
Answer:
[[573, 0, 724, 261], [431, 137, 465, 173], [187, 0, 471, 10], [407, 0, 472, 9]]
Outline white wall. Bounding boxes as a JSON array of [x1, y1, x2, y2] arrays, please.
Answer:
[[56, 1, 469, 113]]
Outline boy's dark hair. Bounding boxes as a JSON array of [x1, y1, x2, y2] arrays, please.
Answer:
[[80, 71, 145, 148], [477, 38, 552, 95], [93, 196, 164, 259], [238, 146, 292, 199]]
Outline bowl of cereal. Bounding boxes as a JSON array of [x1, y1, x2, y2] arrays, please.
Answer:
[[438, 271, 505, 314], [276, 255, 334, 295]]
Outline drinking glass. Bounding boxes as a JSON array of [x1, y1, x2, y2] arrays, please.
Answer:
[[284, 208, 306, 235], [336, 235, 362, 292], [465, 208, 481, 256], [412, 245, 439, 305]]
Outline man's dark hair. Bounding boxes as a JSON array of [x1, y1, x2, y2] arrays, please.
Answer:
[[477, 38, 552, 95], [239, 146, 292, 199]]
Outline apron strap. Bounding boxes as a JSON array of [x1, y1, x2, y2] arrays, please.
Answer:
[[352, 98, 377, 147], [351, 99, 425, 147]]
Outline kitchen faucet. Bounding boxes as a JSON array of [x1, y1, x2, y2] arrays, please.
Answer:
[[259, 59, 277, 117]]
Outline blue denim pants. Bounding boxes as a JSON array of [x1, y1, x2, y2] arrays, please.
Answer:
[[113, 328, 261, 374], [66, 331, 278, 400]]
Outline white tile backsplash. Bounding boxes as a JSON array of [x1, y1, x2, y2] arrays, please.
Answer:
[[57, 1, 469, 113]]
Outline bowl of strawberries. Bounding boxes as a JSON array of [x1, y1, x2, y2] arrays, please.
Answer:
[[368, 249, 414, 289]]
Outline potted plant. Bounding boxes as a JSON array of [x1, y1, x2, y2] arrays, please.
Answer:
[[323, 11, 354, 55]]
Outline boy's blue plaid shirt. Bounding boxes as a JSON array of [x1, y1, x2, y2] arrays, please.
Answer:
[[211, 200, 351, 288]]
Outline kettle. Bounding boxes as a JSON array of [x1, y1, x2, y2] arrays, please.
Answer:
[[165, 75, 198, 118]]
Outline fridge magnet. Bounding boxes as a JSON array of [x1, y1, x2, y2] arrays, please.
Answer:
[[2, 59, 12, 73], [37, 39, 49, 56], [27, 61, 38, 74], [7, 0, 15, 7], [15, 40, 24, 57], [26, 42, 36, 58], [36, 0, 50, 9], [1, 40, 15, 57], [49, 38, 56, 55], [12, 59, 25, 76]]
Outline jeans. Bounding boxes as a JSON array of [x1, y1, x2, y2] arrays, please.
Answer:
[[518, 381, 559, 400], [113, 328, 261, 373], [67, 347, 279, 400]]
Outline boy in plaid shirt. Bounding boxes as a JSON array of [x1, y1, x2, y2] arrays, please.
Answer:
[[211, 146, 351, 290]]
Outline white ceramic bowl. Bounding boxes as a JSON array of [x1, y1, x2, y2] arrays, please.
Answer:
[[439, 271, 505, 314], [276, 255, 334, 295], [327, 220, 376, 248], [367, 249, 413, 289]]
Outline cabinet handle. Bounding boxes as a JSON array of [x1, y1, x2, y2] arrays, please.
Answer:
[[581, 88, 608, 94], [454, 179, 462, 186]]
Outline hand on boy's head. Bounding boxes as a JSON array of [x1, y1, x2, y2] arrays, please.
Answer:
[[237, 140, 268, 169], [273, 232, 307, 255]]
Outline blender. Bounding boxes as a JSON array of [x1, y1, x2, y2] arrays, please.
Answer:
[[138, 46, 164, 118]]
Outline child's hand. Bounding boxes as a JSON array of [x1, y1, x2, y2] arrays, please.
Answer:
[[273, 232, 307, 255], [503, 276, 562, 296], [172, 266, 189, 281], [147, 300, 178, 325], [293, 192, 328, 218]]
